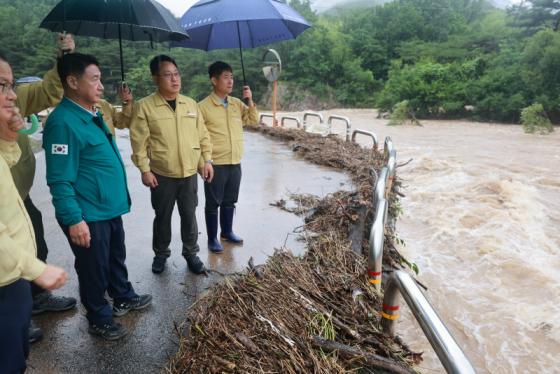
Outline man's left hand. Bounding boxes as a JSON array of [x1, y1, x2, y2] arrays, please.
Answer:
[[203, 163, 214, 183], [242, 86, 254, 107]]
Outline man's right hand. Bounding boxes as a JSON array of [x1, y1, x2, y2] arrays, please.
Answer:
[[142, 171, 158, 188], [69, 221, 91, 248], [33, 265, 68, 290], [57, 33, 75, 56]]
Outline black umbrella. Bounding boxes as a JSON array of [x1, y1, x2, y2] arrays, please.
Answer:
[[40, 0, 189, 82]]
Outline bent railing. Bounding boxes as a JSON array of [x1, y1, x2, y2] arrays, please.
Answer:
[[381, 271, 477, 374], [351, 129, 379, 150], [259, 113, 274, 126], [369, 138, 476, 373], [302, 111, 324, 129], [375, 166, 389, 204], [384, 136, 394, 159], [328, 115, 351, 142], [281, 115, 302, 128], [367, 198, 388, 290]]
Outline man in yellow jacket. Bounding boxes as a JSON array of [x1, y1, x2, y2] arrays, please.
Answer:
[[130, 55, 213, 274], [0, 54, 68, 374], [9, 34, 78, 341], [198, 61, 258, 253]]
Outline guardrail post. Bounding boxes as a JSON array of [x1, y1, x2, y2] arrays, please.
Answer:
[[280, 116, 302, 128], [381, 271, 477, 374], [375, 167, 389, 204], [368, 198, 388, 291], [302, 111, 325, 131], [384, 136, 394, 159], [386, 149, 397, 196], [327, 115, 351, 141], [259, 113, 275, 126], [351, 129, 379, 151]]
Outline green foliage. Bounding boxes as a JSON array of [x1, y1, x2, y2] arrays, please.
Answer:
[[310, 312, 336, 340], [388, 100, 421, 126], [521, 103, 554, 134]]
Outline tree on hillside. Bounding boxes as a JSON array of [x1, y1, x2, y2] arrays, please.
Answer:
[[509, 0, 560, 32]]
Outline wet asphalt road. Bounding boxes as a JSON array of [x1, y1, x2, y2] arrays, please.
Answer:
[[26, 131, 349, 374]]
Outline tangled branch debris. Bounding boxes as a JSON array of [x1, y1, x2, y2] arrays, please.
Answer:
[[167, 126, 419, 373]]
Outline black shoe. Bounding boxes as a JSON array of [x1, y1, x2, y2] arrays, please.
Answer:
[[113, 294, 153, 317], [32, 291, 77, 315], [29, 320, 43, 344], [88, 321, 128, 341], [152, 256, 166, 274], [186, 255, 206, 275]]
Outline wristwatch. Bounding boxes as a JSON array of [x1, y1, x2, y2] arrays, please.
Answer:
[[205, 159, 213, 164]]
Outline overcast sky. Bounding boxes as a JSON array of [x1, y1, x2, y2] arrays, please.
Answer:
[[157, 0, 327, 17], [157, 0, 518, 17]]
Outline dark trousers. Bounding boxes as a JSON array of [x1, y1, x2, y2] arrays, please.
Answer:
[[0, 279, 31, 374], [23, 196, 48, 297], [151, 173, 199, 259], [204, 164, 242, 214], [62, 217, 136, 326]]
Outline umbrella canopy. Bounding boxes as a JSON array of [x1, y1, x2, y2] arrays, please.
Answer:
[[40, 0, 189, 81], [173, 0, 311, 84]]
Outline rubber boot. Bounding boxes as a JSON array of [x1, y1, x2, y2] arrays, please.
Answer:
[[220, 207, 243, 244], [205, 212, 223, 253]]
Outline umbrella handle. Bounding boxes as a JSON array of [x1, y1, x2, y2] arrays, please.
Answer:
[[18, 114, 40, 135]]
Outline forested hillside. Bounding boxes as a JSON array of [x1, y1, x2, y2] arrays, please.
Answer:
[[0, 0, 558, 123]]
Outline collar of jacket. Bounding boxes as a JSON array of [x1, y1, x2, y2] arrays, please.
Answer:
[[209, 91, 229, 107], [60, 97, 97, 124], [154, 92, 188, 107]]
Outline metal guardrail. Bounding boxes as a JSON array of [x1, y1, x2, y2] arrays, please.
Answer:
[[367, 198, 387, 290], [384, 136, 394, 159], [386, 149, 397, 193], [351, 129, 378, 150], [381, 271, 477, 374], [327, 115, 351, 141], [259, 113, 275, 126], [281, 115, 301, 128], [368, 139, 475, 373], [375, 166, 389, 204], [302, 111, 325, 131]]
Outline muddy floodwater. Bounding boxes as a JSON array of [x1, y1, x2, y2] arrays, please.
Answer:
[[272, 109, 560, 373]]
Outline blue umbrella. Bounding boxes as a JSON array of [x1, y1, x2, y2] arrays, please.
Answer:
[[173, 0, 311, 85]]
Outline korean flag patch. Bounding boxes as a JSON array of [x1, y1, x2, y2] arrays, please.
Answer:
[[52, 144, 68, 155]]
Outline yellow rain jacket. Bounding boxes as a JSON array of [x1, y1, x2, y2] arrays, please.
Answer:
[[11, 65, 63, 199], [96, 99, 132, 136], [0, 140, 45, 287], [129, 92, 212, 178], [198, 92, 258, 165]]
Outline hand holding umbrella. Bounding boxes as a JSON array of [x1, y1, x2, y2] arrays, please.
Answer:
[[173, 0, 311, 105], [40, 0, 189, 84]]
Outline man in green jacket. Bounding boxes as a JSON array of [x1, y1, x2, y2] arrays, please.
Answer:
[[43, 53, 151, 341]]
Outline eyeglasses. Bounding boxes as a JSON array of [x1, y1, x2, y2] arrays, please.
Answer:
[[0, 81, 15, 95], [159, 72, 180, 80]]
